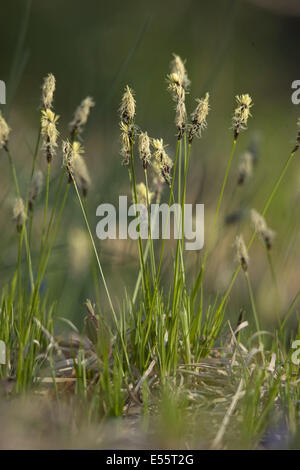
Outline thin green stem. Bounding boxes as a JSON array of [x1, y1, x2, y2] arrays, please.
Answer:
[[202, 139, 237, 270], [72, 177, 130, 368], [41, 161, 51, 249]]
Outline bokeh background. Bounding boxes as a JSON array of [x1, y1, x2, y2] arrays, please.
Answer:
[[0, 0, 300, 330]]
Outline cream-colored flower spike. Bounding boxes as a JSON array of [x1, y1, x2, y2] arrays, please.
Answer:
[[28, 170, 43, 212], [138, 132, 151, 169], [13, 197, 26, 232], [170, 54, 190, 90], [234, 234, 249, 272], [69, 96, 95, 137], [175, 99, 187, 141], [0, 111, 10, 150], [136, 182, 154, 205], [120, 85, 135, 124], [251, 209, 275, 250], [188, 93, 210, 143], [42, 73, 56, 110], [152, 138, 173, 187], [232, 94, 253, 140], [41, 109, 59, 163], [238, 151, 253, 185]]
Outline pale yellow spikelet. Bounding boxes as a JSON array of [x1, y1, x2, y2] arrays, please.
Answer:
[[72, 151, 91, 197], [120, 122, 132, 166], [167, 72, 185, 102], [232, 94, 253, 139], [62, 140, 90, 195], [13, 197, 26, 232], [188, 92, 210, 143], [0, 111, 10, 149], [234, 234, 249, 272], [170, 54, 190, 90], [152, 159, 165, 186], [251, 209, 275, 250], [28, 170, 43, 211], [41, 109, 59, 163], [138, 131, 151, 169], [120, 85, 136, 124], [175, 98, 187, 140], [136, 182, 154, 205], [152, 138, 173, 187], [62, 140, 72, 171], [42, 73, 55, 109], [238, 151, 253, 185], [69, 96, 95, 137]]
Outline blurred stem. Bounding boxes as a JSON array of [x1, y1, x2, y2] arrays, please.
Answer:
[[144, 169, 156, 280], [202, 139, 237, 270], [30, 124, 41, 179], [266, 249, 281, 328], [41, 161, 51, 249], [6, 148, 34, 291], [72, 177, 130, 369], [129, 141, 149, 305], [244, 271, 264, 353], [218, 150, 296, 318]]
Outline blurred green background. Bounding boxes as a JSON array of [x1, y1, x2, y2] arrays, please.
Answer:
[[0, 0, 300, 329]]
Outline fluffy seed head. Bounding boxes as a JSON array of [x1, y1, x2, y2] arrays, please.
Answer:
[[238, 151, 253, 185], [13, 197, 26, 232], [175, 99, 187, 140], [136, 182, 154, 205], [234, 234, 249, 272], [69, 96, 95, 137], [0, 112, 10, 149], [188, 93, 210, 143], [167, 72, 185, 102], [42, 73, 55, 110], [28, 170, 43, 211], [170, 54, 190, 90], [62, 140, 90, 196], [120, 85, 135, 124], [138, 132, 151, 169], [152, 138, 173, 187], [251, 209, 275, 250], [41, 109, 59, 163], [232, 94, 253, 139], [120, 122, 133, 166], [72, 152, 91, 197]]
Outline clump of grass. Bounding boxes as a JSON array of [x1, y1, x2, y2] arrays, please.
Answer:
[[0, 53, 300, 450]]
